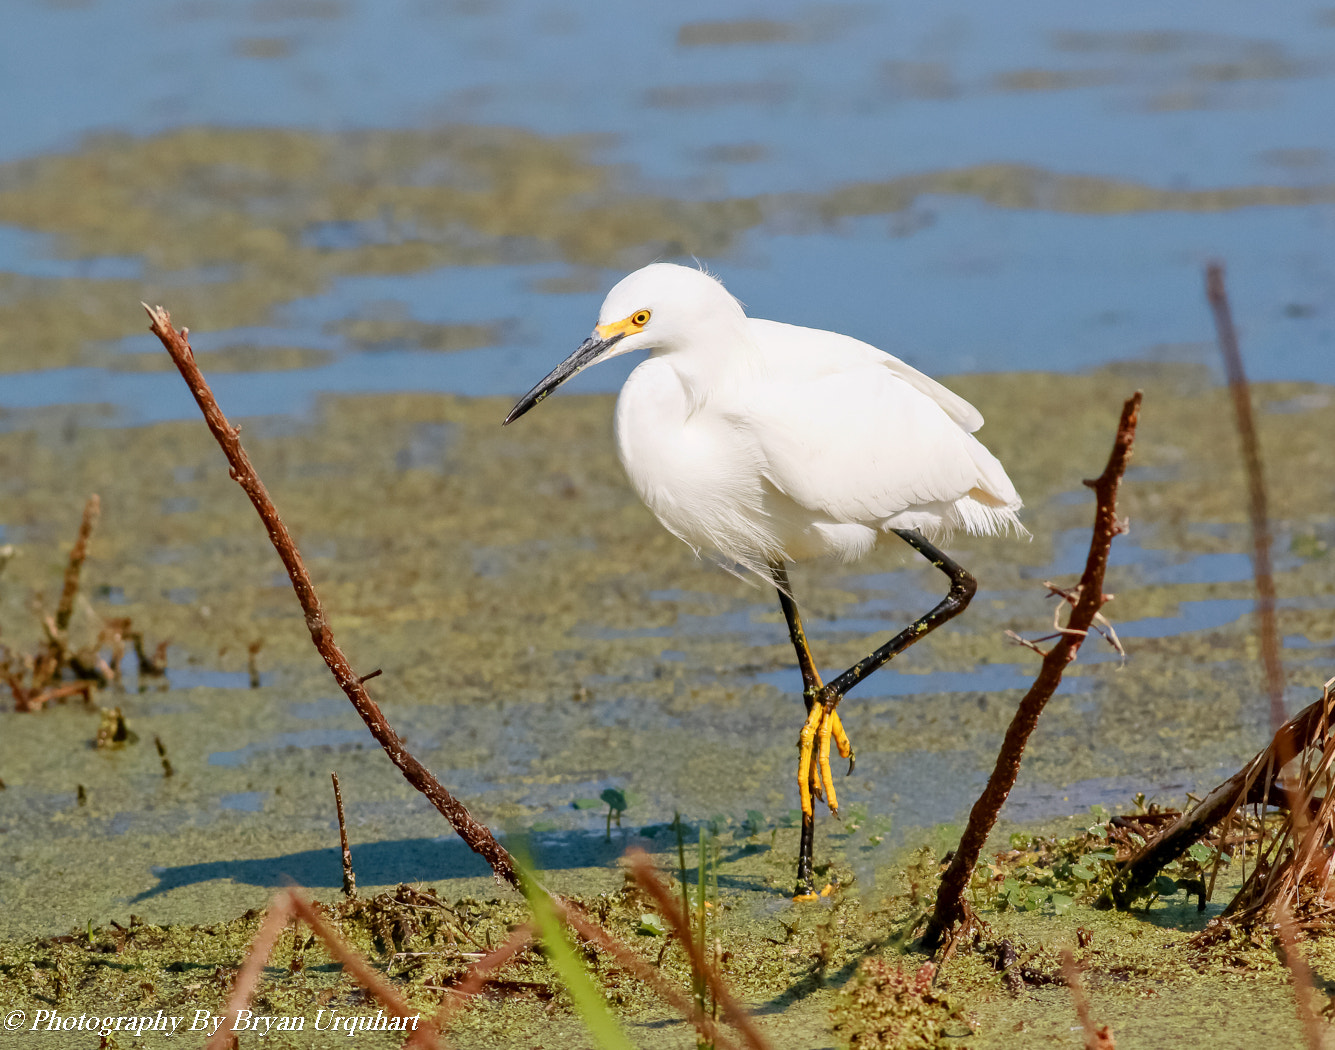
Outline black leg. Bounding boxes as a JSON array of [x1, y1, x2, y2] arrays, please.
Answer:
[[824, 529, 976, 702], [772, 562, 820, 897], [771, 532, 977, 897], [773, 562, 853, 897], [797, 810, 815, 896]]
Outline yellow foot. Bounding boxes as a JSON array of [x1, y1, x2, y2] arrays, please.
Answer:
[[792, 891, 820, 902], [798, 698, 855, 819]]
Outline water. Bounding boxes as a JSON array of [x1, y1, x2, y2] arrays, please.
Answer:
[[1, 1, 1333, 425], [3, 1, 1335, 934]]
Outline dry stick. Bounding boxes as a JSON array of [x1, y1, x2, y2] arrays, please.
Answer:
[[32, 494, 101, 696], [1206, 262, 1286, 735], [561, 908, 745, 1050], [20, 681, 93, 712], [55, 494, 100, 636], [144, 305, 518, 889], [331, 772, 356, 897], [1061, 949, 1115, 1050], [627, 850, 774, 1050], [927, 392, 1142, 947], [205, 894, 296, 1050], [287, 894, 440, 1048], [431, 923, 535, 1025], [1103, 691, 1328, 909], [1275, 904, 1324, 1050]]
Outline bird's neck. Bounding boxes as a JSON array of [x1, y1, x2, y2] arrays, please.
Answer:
[[656, 322, 760, 416]]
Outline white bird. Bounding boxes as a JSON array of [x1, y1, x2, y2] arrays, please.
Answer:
[[505, 262, 1023, 896]]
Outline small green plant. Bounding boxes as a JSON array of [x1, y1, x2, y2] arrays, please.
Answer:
[[974, 814, 1120, 915], [669, 813, 723, 1049], [573, 787, 640, 841], [741, 809, 766, 839]]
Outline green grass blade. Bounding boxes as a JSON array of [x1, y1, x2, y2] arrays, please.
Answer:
[[522, 869, 636, 1050]]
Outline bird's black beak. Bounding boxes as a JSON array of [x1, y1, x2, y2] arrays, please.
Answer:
[[503, 332, 625, 425]]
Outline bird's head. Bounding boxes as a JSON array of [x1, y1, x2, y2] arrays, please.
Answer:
[[503, 262, 744, 424]]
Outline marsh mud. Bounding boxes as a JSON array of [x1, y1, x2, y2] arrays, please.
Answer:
[[2, 366, 1334, 1046]]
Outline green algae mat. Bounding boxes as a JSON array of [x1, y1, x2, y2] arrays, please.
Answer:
[[3, 368, 1335, 1047]]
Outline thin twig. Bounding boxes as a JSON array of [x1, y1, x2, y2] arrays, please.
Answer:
[[1206, 262, 1285, 734], [205, 895, 296, 1050], [331, 772, 356, 897], [626, 850, 773, 1050], [1275, 904, 1324, 1050], [33, 495, 101, 695], [55, 494, 100, 637], [145, 304, 518, 889], [432, 923, 535, 1026], [928, 392, 1141, 947], [562, 907, 745, 1050], [1061, 949, 1115, 1050]]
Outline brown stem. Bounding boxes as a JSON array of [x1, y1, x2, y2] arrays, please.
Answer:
[[205, 895, 296, 1050], [927, 392, 1141, 946], [331, 772, 356, 898], [1206, 262, 1285, 734], [144, 304, 518, 889], [55, 494, 100, 636], [627, 850, 773, 1050], [1062, 949, 1116, 1050], [35, 494, 101, 693], [1275, 904, 1323, 1050], [562, 907, 745, 1050]]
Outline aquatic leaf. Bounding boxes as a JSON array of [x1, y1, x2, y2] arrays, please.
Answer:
[[1052, 893, 1074, 915], [599, 788, 629, 813], [572, 798, 604, 809], [637, 914, 666, 936], [1187, 843, 1214, 865]]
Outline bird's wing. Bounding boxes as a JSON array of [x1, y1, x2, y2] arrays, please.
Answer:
[[747, 319, 984, 432], [737, 341, 1017, 525]]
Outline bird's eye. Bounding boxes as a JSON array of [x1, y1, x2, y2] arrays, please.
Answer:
[[631, 310, 651, 327]]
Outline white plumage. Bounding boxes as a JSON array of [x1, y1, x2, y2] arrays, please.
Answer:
[[580, 263, 1025, 578], [506, 261, 1026, 892]]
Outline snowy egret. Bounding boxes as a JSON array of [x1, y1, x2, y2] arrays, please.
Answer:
[[505, 262, 1023, 896]]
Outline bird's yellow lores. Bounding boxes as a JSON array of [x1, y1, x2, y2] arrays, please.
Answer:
[[505, 263, 1024, 897]]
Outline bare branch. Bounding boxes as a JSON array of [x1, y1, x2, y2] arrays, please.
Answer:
[[928, 392, 1142, 947], [144, 303, 518, 889]]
